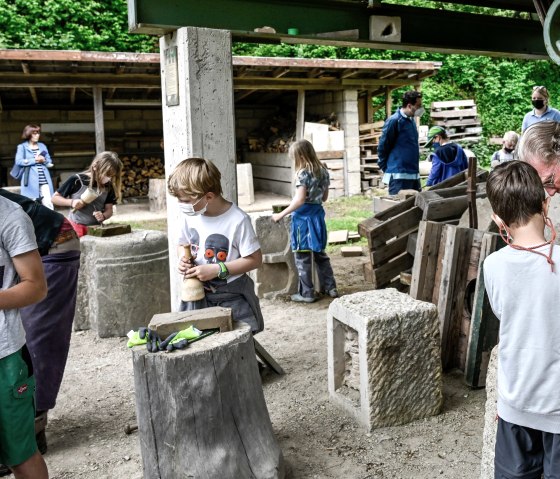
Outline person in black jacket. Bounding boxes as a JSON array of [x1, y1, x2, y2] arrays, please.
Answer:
[[0, 190, 80, 459]]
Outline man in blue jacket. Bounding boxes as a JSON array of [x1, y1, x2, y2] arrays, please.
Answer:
[[378, 91, 424, 194]]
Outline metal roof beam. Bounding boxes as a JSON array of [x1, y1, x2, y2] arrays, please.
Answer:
[[129, 0, 546, 58]]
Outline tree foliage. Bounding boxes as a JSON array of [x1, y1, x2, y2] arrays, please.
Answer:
[[0, 0, 158, 52], [3, 0, 560, 165]]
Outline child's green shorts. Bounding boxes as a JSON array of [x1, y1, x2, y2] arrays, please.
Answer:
[[0, 348, 37, 467]]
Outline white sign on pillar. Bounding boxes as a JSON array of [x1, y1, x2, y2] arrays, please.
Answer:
[[160, 27, 237, 310]]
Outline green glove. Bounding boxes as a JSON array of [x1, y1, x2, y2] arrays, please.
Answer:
[[163, 326, 202, 351], [127, 329, 148, 348]]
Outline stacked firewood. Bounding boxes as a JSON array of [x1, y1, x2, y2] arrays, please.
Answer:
[[246, 112, 340, 153], [121, 155, 164, 198]]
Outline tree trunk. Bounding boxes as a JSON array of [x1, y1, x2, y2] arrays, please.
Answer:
[[131, 322, 285, 479]]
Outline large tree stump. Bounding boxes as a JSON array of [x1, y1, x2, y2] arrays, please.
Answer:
[[131, 322, 285, 479]]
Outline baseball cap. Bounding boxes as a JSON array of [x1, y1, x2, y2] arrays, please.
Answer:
[[425, 126, 446, 147]]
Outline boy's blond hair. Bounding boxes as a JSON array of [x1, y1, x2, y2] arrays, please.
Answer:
[[168, 158, 223, 198], [503, 131, 519, 146]]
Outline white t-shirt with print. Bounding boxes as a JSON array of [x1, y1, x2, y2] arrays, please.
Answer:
[[178, 203, 260, 287], [0, 196, 38, 360]]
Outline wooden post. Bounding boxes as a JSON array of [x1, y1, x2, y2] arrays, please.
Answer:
[[93, 87, 105, 154], [132, 323, 285, 478], [385, 87, 392, 119], [296, 89, 305, 140]]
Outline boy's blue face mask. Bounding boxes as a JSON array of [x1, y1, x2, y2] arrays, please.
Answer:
[[432, 141, 440, 149]]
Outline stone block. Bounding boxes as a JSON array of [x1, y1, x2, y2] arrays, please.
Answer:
[[327, 289, 443, 431], [149, 307, 233, 338], [480, 346, 498, 479], [248, 213, 298, 299], [74, 230, 171, 337], [237, 163, 254, 205]]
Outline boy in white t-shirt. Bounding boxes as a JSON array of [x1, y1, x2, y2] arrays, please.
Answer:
[[484, 160, 560, 477], [167, 158, 264, 334], [0, 196, 48, 478]]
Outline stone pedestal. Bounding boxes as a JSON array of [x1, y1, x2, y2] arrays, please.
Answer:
[[327, 289, 443, 431], [249, 213, 298, 299], [480, 345, 498, 479], [74, 230, 171, 337]]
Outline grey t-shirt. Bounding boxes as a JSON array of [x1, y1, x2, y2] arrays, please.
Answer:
[[0, 196, 38, 360], [296, 167, 330, 204]]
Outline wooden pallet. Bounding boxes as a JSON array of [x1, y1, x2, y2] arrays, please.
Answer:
[[358, 169, 488, 290], [430, 99, 481, 147]]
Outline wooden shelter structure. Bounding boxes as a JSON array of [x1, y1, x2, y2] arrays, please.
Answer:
[[0, 49, 440, 192]]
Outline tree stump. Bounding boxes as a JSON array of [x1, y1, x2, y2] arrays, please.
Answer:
[[131, 322, 285, 479], [148, 178, 167, 212]]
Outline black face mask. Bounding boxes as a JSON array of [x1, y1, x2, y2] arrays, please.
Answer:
[[504, 147, 514, 154], [532, 99, 545, 110]]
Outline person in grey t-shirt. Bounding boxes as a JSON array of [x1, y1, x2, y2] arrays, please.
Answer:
[[0, 196, 49, 478]]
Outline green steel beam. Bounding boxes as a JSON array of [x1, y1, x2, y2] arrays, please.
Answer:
[[128, 0, 547, 59]]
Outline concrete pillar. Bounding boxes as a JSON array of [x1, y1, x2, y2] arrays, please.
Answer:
[[327, 289, 443, 431], [160, 27, 237, 309]]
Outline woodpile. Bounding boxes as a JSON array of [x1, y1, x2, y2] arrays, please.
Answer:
[[121, 155, 164, 198], [430, 99, 482, 144], [359, 121, 384, 190]]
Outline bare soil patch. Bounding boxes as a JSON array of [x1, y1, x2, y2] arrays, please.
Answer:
[[40, 252, 485, 479]]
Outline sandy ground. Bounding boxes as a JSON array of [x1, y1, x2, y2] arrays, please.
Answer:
[[34, 248, 486, 479]]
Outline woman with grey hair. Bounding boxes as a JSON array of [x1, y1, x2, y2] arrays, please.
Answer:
[[517, 121, 560, 196], [522, 86, 560, 132]]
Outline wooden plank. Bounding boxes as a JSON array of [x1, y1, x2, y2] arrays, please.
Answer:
[[253, 178, 292, 197], [400, 271, 412, 286], [370, 235, 409, 266], [430, 108, 477, 119], [456, 229, 484, 370], [359, 121, 385, 131], [406, 232, 417, 257], [370, 206, 423, 248], [409, 221, 445, 302], [464, 233, 506, 388], [245, 152, 291, 168], [341, 246, 363, 257], [431, 99, 475, 109], [254, 338, 285, 375], [432, 118, 481, 127], [371, 252, 414, 289], [93, 86, 105, 154], [374, 196, 416, 221], [317, 151, 345, 160], [252, 164, 292, 182], [328, 230, 349, 244], [437, 226, 472, 370]]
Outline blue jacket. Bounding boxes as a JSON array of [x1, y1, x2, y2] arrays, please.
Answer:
[[14, 141, 54, 200], [377, 110, 420, 174], [426, 143, 468, 187]]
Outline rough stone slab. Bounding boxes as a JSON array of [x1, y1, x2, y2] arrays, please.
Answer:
[[480, 345, 498, 479], [237, 163, 254, 205], [149, 307, 233, 337], [327, 289, 443, 431], [86, 223, 132, 237], [249, 212, 298, 299], [74, 230, 171, 337]]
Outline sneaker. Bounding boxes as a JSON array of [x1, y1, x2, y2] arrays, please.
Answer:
[[290, 293, 317, 303], [327, 288, 339, 298]]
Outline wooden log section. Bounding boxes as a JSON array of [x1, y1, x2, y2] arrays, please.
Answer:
[[148, 178, 167, 212], [132, 323, 285, 479]]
